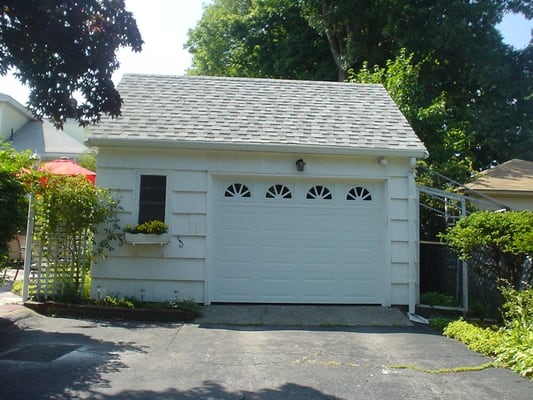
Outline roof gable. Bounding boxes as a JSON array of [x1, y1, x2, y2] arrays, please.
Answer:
[[11, 120, 90, 160], [88, 74, 428, 157]]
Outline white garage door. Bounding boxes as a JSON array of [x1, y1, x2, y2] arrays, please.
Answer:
[[211, 179, 385, 303]]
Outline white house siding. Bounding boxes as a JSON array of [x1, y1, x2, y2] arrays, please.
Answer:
[[0, 100, 30, 141], [91, 147, 417, 306], [474, 193, 533, 211]]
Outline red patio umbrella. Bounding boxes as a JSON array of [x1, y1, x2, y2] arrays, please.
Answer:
[[41, 158, 96, 185]]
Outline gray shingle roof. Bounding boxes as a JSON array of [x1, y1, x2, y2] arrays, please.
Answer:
[[88, 74, 428, 157], [12, 120, 90, 161]]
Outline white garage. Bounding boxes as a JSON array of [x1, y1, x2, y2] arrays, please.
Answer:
[[88, 74, 428, 312], [211, 179, 385, 303]]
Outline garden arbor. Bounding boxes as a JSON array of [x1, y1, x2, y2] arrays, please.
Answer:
[[22, 159, 119, 302]]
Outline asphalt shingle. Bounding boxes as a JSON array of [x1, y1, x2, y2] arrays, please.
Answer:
[[88, 74, 428, 157]]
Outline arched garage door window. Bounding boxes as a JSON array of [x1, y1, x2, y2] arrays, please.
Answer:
[[346, 186, 372, 201], [224, 183, 251, 198], [266, 184, 292, 199], [306, 185, 332, 200]]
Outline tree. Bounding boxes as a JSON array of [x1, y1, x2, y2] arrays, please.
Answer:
[[349, 50, 474, 183], [441, 211, 533, 289], [185, 0, 336, 80], [0, 0, 143, 127], [0, 143, 31, 255], [301, 0, 396, 81]]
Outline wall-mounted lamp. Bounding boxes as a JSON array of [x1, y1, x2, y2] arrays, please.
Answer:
[[378, 156, 388, 166], [295, 158, 306, 172]]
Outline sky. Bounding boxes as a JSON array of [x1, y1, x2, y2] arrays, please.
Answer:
[[0, 0, 532, 105]]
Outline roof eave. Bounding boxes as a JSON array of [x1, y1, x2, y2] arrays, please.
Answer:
[[466, 188, 533, 196], [0, 93, 33, 119], [87, 137, 429, 159]]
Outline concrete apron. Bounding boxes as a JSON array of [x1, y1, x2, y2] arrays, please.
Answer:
[[195, 305, 413, 327]]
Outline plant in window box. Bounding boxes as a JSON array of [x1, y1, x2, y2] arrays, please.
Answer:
[[123, 220, 169, 245]]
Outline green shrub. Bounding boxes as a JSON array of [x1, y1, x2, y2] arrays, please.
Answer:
[[443, 319, 502, 355], [11, 280, 23, 295], [171, 297, 203, 315], [440, 211, 533, 289], [495, 284, 533, 377], [500, 284, 533, 331], [99, 295, 137, 308], [420, 291, 456, 307], [496, 327, 533, 378], [444, 285, 533, 378], [429, 317, 454, 331]]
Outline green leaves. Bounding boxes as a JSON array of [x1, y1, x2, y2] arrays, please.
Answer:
[[349, 50, 474, 182], [444, 284, 533, 378], [0, 143, 31, 254], [185, 0, 336, 80], [441, 211, 533, 288], [0, 0, 143, 127]]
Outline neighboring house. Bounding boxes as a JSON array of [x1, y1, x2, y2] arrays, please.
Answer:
[[0, 92, 90, 160], [87, 74, 428, 312], [465, 159, 533, 211]]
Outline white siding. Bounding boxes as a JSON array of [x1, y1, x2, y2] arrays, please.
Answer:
[[0, 102, 30, 141], [92, 147, 417, 305]]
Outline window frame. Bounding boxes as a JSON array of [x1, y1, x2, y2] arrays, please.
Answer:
[[137, 173, 168, 225]]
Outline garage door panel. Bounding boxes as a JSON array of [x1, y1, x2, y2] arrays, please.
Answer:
[[302, 278, 336, 295], [260, 279, 298, 301], [301, 244, 338, 264], [261, 211, 300, 236], [219, 242, 255, 263], [219, 209, 256, 232], [344, 250, 381, 265]]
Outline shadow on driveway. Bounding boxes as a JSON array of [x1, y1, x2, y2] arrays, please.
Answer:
[[86, 381, 343, 400], [0, 317, 147, 400]]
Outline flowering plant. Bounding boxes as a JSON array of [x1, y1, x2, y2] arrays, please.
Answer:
[[123, 220, 168, 235]]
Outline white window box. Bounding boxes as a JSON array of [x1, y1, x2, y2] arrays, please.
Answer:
[[124, 233, 170, 245]]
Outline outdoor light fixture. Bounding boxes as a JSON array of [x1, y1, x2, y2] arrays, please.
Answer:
[[378, 156, 388, 166], [296, 158, 306, 172]]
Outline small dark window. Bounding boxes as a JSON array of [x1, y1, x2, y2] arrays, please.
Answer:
[[225, 183, 251, 198], [138, 175, 166, 224], [347, 186, 372, 201], [306, 185, 332, 200], [266, 184, 292, 199]]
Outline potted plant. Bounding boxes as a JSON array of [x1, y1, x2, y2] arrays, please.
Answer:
[[123, 220, 170, 245]]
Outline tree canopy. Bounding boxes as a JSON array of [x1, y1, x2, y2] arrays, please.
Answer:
[[0, 0, 143, 127], [185, 0, 336, 81], [0, 143, 31, 254]]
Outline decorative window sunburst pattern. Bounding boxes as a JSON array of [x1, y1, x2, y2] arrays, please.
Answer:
[[266, 184, 292, 199], [224, 183, 251, 198], [346, 186, 372, 201], [306, 185, 332, 200]]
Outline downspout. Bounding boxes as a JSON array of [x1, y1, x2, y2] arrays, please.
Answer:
[[407, 157, 418, 315]]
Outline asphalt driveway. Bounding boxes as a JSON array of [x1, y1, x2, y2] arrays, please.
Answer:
[[0, 309, 531, 399]]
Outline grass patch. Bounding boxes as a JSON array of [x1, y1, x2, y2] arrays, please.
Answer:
[[390, 362, 494, 374]]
